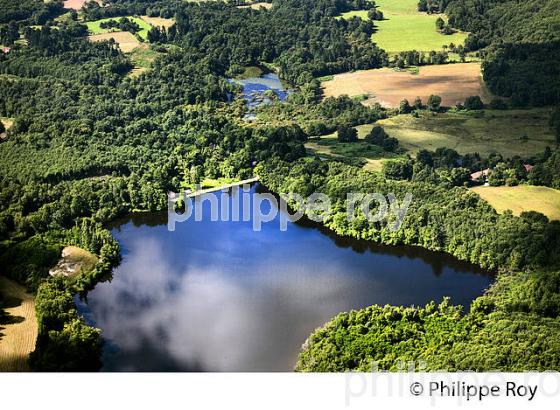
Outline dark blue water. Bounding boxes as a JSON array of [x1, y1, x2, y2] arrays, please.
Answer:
[[77, 186, 492, 371]]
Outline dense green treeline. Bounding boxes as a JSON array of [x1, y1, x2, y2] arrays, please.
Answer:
[[82, 0, 387, 85], [445, 0, 560, 105], [258, 158, 560, 271], [296, 269, 560, 371], [0, 0, 62, 25]]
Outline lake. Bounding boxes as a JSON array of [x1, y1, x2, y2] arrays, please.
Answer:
[[76, 185, 492, 371]]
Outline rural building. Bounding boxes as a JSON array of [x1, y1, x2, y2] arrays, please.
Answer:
[[1, 47, 11, 54], [470, 168, 490, 185]]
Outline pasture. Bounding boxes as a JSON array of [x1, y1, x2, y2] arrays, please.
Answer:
[[339, 0, 468, 52], [471, 185, 560, 221], [373, 108, 556, 157], [86, 16, 152, 40], [322, 63, 486, 108], [0, 277, 37, 371]]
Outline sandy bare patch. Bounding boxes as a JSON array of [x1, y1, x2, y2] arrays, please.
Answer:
[[0, 276, 37, 371], [140, 16, 175, 28], [49, 246, 98, 278], [237, 2, 273, 10], [323, 63, 486, 108], [0, 118, 12, 140], [88, 31, 140, 53]]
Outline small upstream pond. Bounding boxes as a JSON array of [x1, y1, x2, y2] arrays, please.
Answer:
[[229, 73, 290, 113], [77, 186, 492, 371]]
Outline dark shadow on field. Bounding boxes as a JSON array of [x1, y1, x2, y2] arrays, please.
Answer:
[[1, 295, 22, 309]]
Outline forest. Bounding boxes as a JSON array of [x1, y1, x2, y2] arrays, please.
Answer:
[[0, 0, 559, 371]]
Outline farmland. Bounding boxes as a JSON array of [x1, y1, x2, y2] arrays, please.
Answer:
[[339, 0, 468, 52], [373, 108, 556, 157], [322, 63, 486, 108], [88, 31, 141, 53], [471, 185, 560, 221]]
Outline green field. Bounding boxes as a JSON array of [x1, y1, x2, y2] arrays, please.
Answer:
[[340, 0, 468, 52], [471, 185, 560, 221], [372, 109, 556, 157], [86, 17, 152, 40]]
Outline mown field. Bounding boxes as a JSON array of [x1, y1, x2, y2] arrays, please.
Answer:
[[373, 108, 556, 157], [339, 0, 468, 52], [471, 185, 560, 221], [322, 63, 485, 108], [0, 277, 37, 371]]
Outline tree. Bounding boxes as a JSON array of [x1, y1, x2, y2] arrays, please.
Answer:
[[368, 8, 383, 20], [337, 125, 358, 142], [464, 96, 484, 110], [413, 96, 423, 110], [435, 17, 445, 31], [0, 120, 5, 134], [427, 95, 442, 111], [382, 158, 413, 180], [399, 99, 411, 114]]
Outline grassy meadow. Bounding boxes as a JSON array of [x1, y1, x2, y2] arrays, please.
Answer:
[[86, 16, 152, 40], [471, 185, 560, 221], [339, 0, 468, 52], [373, 109, 556, 157]]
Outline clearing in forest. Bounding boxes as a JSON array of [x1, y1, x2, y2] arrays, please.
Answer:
[[0, 276, 37, 372], [372, 108, 556, 157], [86, 16, 152, 40], [339, 0, 468, 52], [88, 31, 141, 53], [471, 185, 560, 221], [322, 63, 486, 108]]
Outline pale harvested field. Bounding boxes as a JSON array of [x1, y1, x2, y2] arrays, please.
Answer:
[[0, 276, 37, 372], [88, 31, 140, 53], [237, 2, 273, 10], [323, 63, 486, 108], [471, 185, 560, 221], [63, 0, 86, 10], [140, 16, 175, 28]]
